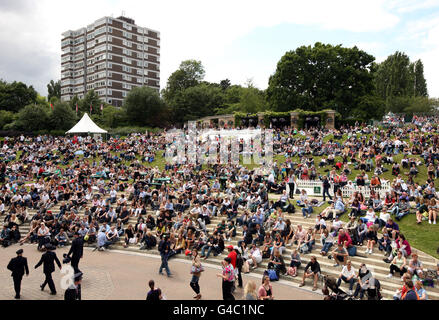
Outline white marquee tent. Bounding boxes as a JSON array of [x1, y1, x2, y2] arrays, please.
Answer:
[[66, 113, 108, 134]]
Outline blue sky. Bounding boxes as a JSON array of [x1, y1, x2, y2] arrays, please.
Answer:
[[0, 0, 439, 97]]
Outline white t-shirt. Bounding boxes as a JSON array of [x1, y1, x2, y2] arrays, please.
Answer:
[[341, 266, 356, 278]]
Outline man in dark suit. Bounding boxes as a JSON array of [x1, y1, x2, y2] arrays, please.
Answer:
[[67, 232, 83, 275], [35, 244, 62, 295], [64, 272, 82, 301], [7, 249, 29, 299]]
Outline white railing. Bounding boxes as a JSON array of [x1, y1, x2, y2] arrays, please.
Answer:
[[341, 184, 390, 198], [294, 179, 324, 196], [292, 179, 391, 198]]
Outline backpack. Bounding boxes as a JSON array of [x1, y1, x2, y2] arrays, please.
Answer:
[[264, 269, 279, 281]]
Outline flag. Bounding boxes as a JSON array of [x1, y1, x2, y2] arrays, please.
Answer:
[[76, 103, 78, 115], [50, 103, 53, 110], [90, 103, 92, 114]]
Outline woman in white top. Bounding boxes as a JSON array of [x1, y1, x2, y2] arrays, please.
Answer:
[[37, 222, 50, 250]]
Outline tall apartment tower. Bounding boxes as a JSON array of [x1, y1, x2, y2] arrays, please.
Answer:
[[60, 16, 160, 107]]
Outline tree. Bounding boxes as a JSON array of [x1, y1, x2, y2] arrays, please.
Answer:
[[123, 86, 168, 127], [15, 104, 49, 132], [239, 86, 266, 114], [162, 60, 205, 104], [220, 79, 231, 91], [172, 83, 225, 123], [47, 80, 61, 101], [0, 80, 38, 112], [69, 95, 80, 113], [0, 110, 17, 130], [48, 102, 77, 131], [353, 94, 386, 120], [102, 106, 128, 128], [373, 52, 425, 111], [414, 60, 428, 97], [403, 97, 435, 115], [267, 43, 377, 119], [80, 90, 103, 115]]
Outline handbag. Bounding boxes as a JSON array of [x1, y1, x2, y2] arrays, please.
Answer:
[[191, 265, 204, 274], [287, 266, 297, 276]]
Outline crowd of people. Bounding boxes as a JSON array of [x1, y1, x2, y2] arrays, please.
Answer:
[[1, 116, 439, 300]]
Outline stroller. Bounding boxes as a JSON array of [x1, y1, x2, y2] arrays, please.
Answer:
[[322, 275, 354, 300]]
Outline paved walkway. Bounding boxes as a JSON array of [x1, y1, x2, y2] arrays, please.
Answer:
[[0, 244, 321, 300]]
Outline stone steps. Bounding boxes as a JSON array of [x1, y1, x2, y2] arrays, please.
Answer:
[[5, 191, 439, 300]]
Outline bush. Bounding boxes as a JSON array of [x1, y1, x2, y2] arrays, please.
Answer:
[[0, 110, 17, 130]]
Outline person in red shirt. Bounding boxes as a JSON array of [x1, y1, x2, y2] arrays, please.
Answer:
[[338, 228, 357, 256], [226, 245, 237, 268], [338, 229, 352, 248]]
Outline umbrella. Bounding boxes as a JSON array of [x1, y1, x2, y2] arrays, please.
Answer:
[[74, 150, 84, 155]]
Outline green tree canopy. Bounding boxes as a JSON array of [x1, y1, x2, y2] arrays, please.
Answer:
[[414, 60, 428, 97], [162, 60, 205, 104], [123, 86, 168, 127], [15, 104, 49, 132], [48, 101, 77, 131], [101, 105, 128, 128], [267, 42, 377, 119], [0, 80, 38, 112], [172, 83, 225, 122]]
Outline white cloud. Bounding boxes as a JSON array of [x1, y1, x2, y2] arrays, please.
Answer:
[[387, 0, 439, 13], [5, 0, 439, 98]]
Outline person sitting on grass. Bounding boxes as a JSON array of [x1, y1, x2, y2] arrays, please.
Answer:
[[394, 198, 411, 221], [299, 256, 320, 291], [415, 198, 428, 224], [427, 198, 438, 224], [384, 218, 400, 240]]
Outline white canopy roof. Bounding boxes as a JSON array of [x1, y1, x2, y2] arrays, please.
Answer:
[[66, 113, 108, 134]]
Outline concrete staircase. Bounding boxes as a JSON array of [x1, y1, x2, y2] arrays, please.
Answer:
[[5, 191, 439, 300]]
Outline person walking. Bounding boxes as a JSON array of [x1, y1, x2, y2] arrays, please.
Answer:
[[34, 244, 62, 295], [190, 248, 203, 300], [216, 257, 235, 300], [67, 232, 84, 275], [158, 235, 172, 277], [7, 249, 29, 299]]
